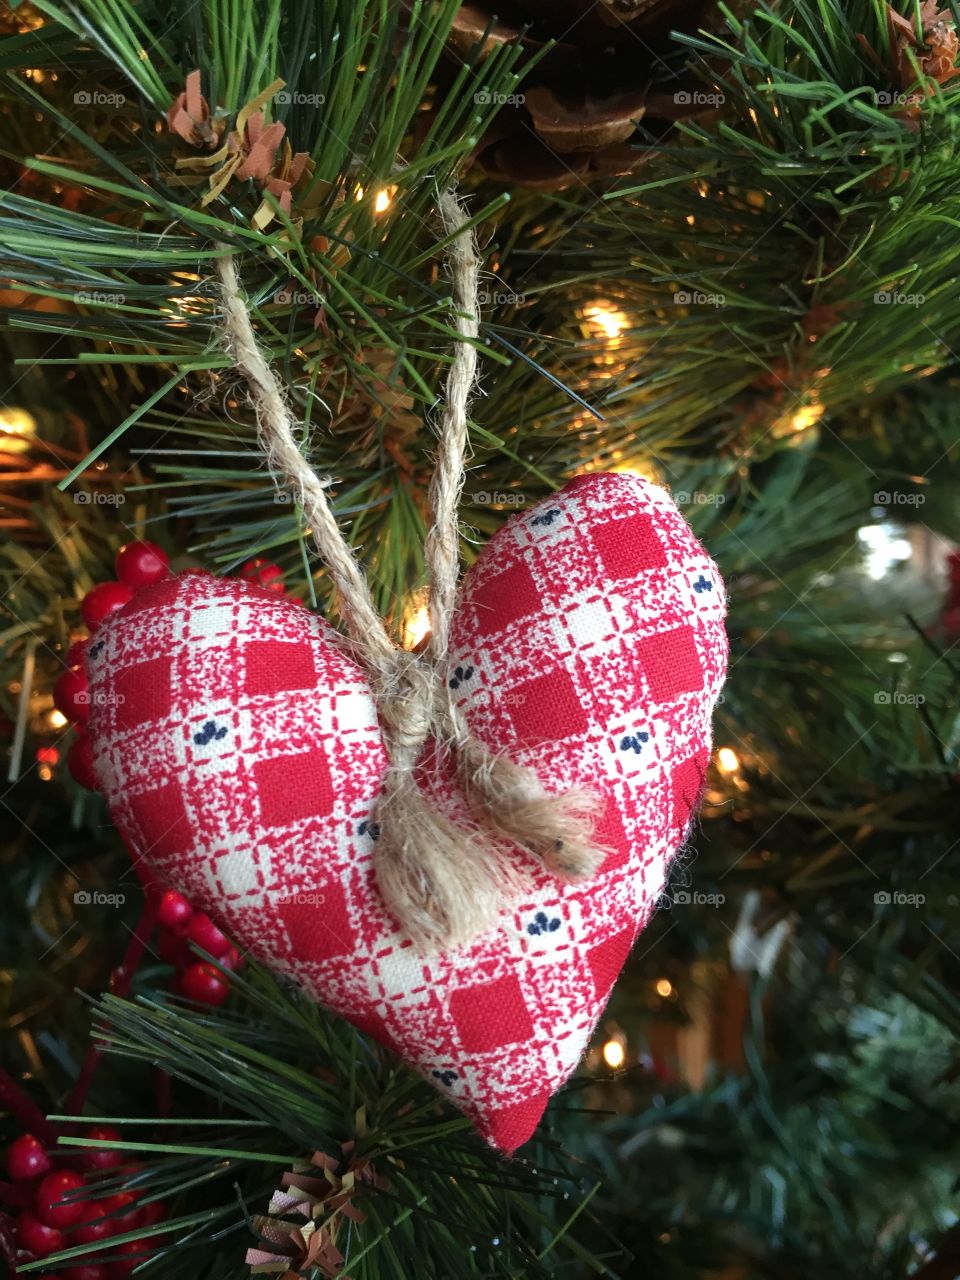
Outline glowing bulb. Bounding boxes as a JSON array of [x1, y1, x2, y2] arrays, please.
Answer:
[[717, 747, 740, 774], [354, 185, 364, 202], [47, 709, 68, 730], [789, 402, 825, 432], [402, 603, 431, 650], [655, 978, 673, 998], [582, 301, 628, 342], [602, 1039, 625, 1069], [374, 187, 393, 214], [772, 399, 825, 438], [0, 408, 38, 454]]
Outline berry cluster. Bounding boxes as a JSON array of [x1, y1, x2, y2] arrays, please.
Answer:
[[53, 541, 170, 793], [6, 1130, 167, 1276], [156, 889, 242, 1006]]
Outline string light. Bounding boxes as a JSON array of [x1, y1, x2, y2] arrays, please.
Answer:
[[0, 408, 38, 454], [602, 1038, 625, 1069], [772, 398, 825, 438], [402, 600, 431, 650], [374, 187, 394, 214], [655, 977, 673, 998], [716, 747, 740, 774], [47, 709, 68, 730], [581, 301, 628, 343]]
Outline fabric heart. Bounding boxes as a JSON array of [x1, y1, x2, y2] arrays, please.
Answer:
[[85, 472, 727, 1150]]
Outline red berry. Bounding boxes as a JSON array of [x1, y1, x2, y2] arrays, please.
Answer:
[[64, 1267, 109, 1280], [218, 945, 243, 972], [17, 1211, 65, 1257], [35, 1168, 87, 1228], [68, 732, 98, 790], [185, 912, 230, 958], [7, 1133, 52, 1180], [77, 1126, 123, 1173], [115, 542, 169, 589], [81, 582, 134, 631], [54, 667, 91, 725], [156, 927, 191, 968], [73, 1200, 112, 1243], [101, 1191, 141, 1232], [179, 961, 229, 1006], [106, 1237, 153, 1278], [156, 890, 193, 930], [65, 638, 88, 668], [137, 1200, 166, 1228], [240, 558, 284, 590]]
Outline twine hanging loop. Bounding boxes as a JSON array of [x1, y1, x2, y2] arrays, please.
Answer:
[[216, 188, 604, 952]]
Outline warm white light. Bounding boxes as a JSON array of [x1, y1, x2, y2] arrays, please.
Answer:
[[655, 978, 673, 998], [602, 1039, 625, 1069], [717, 747, 740, 774], [0, 408, 38, 453], [47, 709, 68, 730], [374, 188, 392, 214], [789, 402, 825, 432], [402, 603, 431, 650], [582, 302, 628, 342]]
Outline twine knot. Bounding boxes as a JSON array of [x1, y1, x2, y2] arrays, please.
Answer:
[[216, 187, 605, 952]]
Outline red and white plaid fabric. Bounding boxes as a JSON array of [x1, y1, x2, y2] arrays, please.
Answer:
[[86, 473, 727, 1150]]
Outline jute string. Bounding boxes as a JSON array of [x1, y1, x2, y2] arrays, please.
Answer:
[[216, 188, 603, 953]]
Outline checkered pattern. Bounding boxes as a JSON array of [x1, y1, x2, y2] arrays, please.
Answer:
[[85, 473, 727, 1151]]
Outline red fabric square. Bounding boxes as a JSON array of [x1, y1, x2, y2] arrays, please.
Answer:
[[591, 513, 667, 580], [450, 973, 535, 1053], [507, 668, 588, 745], [115, 657, 172, 729], [634, 626, 702, 702], [253, 750, 334, 826], [587, 926, 635, 1001], [595, 793, 631, 871], [244, 639, 317, 697], [128, 782, 192, 860], [468, 561, 541, 635], [485, 1092, 551, 1153], [278, 879, 355, 962], [120, 576, 184, 616], [671, 752, 708, 833]]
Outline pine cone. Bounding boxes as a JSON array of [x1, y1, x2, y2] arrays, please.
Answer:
[[443, 0, 720, 189]]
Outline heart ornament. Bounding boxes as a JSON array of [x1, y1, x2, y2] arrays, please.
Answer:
[[85, 472, 727, 1150]]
